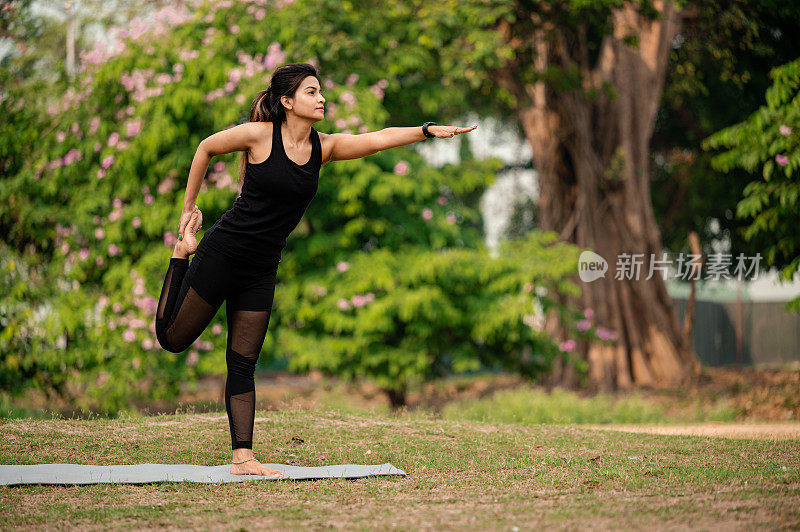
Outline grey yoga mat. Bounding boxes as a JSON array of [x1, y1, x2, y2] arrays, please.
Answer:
[[0, 462, 407, 486]]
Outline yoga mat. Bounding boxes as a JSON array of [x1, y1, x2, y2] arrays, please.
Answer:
[[0, 462, 407, 486]]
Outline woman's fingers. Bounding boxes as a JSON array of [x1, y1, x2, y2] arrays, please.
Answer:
[[435, 125, 478, 138], [178, 208, 195, 240]]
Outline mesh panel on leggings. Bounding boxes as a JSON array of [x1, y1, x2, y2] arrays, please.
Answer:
[[154, 257, 218, 353], [162, 287, 216, 352], [225, 308, 271, 449]]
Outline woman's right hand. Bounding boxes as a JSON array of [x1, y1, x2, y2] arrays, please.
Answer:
[[178, 205, 198, 241]]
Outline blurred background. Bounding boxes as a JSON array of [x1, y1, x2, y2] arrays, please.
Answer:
[[1, 0, 798, 424]]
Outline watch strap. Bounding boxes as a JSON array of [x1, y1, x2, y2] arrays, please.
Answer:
[[422, 121, 437, 139]]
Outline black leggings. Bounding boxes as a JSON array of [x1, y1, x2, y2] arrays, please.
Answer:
[[153, 239, 280, 450]]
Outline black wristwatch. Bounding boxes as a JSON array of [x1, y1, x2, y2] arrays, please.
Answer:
[[422, 121, 437, 139]]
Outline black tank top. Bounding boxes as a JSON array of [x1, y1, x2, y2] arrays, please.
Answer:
[[202, 120, 321, 263]]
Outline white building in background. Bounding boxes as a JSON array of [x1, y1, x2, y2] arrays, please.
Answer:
[[413, 113, 537, 256]]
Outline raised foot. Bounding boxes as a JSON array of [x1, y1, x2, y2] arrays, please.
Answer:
[[230, 458, 283, 479]]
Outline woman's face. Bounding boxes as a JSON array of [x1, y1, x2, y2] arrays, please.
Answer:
[[284, 76, 325, 121]]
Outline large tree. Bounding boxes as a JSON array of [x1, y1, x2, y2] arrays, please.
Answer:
[[490, 1, 701, 389]]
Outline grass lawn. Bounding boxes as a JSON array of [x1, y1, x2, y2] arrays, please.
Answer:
[[1, 408, 799, 530]]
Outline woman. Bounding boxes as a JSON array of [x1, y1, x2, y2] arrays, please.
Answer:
[[154, 62, 476, 479]]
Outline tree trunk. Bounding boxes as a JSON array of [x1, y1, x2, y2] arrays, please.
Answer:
[[497, 1, 701, 390], [385, 387, 407, 410]]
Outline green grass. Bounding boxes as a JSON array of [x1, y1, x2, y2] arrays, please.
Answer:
[[438, 386, 739, 425], [1, 408, 799, 529]]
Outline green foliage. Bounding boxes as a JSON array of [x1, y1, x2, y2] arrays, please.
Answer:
[[0, 0, 592, 413], [702, 56, 800, 313], [278, 231, 602, 399]]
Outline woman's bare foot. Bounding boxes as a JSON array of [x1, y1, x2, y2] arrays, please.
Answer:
[[171, 207, 203, 259], [230, 456, 283, 478]]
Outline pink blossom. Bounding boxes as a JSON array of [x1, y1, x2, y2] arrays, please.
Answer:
[[523, 282, 533, 293], [108, 132, 120, 147], [264, 42, 285, 70], [351, 294, 366, 307], [125, 117, 142, 136], [96, 256, 105, 266], [229, 24, 239, 34], [346, 73, 359, 86], [157, 177, 175, 194], [63, 148, 83, 165], [98, 295, 109, 307], [212, 323, 223, 335], [358, 125, 369, 134], [141, 338, 154, 350], [126, 105, 135, 116], [108, 244, 120, 256], [97, 169, 106, 179], [79, 247, 89, 260], [254, 8, 265, 20], [101, 155, 115, 169], [164, 232, 177, 247], [559, 339, 576, 352], [584, 308, 594, 319], [369, 86, 384, 99], [236, 94, 246, 105], [214, 161, 225, 172], [775, 154, 789, 167], [394, 161, 409, 175], [437, 195, 448, 205], [95, 227, 105, 239], [94, 142, 102, 152], [779, 124, 792, 136], [337, 298, 351, 310], [113, 197, 123, 208], [377, 79, 388, 89], [61, 242, 70, 255], [56, 131, 66, 142], [577, 319, 591, 332], [186, 350, 199, 366], [596, 327, 617, 341], [336, 261, 349, 272], [132, 217, 142, 228], [422, 208, 433, 220], [144, 194, 154, 205], [446, 213, 457, 225], [123, 329, 136, 342], [335, 118, 347, 129]]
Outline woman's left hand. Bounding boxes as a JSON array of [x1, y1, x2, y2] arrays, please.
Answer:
[[429, 124, 478, 138]]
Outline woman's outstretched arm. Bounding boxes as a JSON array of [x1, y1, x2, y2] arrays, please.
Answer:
[[323, 124, 477, 164]]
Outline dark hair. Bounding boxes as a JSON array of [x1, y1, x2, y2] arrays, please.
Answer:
[[238, 62, 321, 187]]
